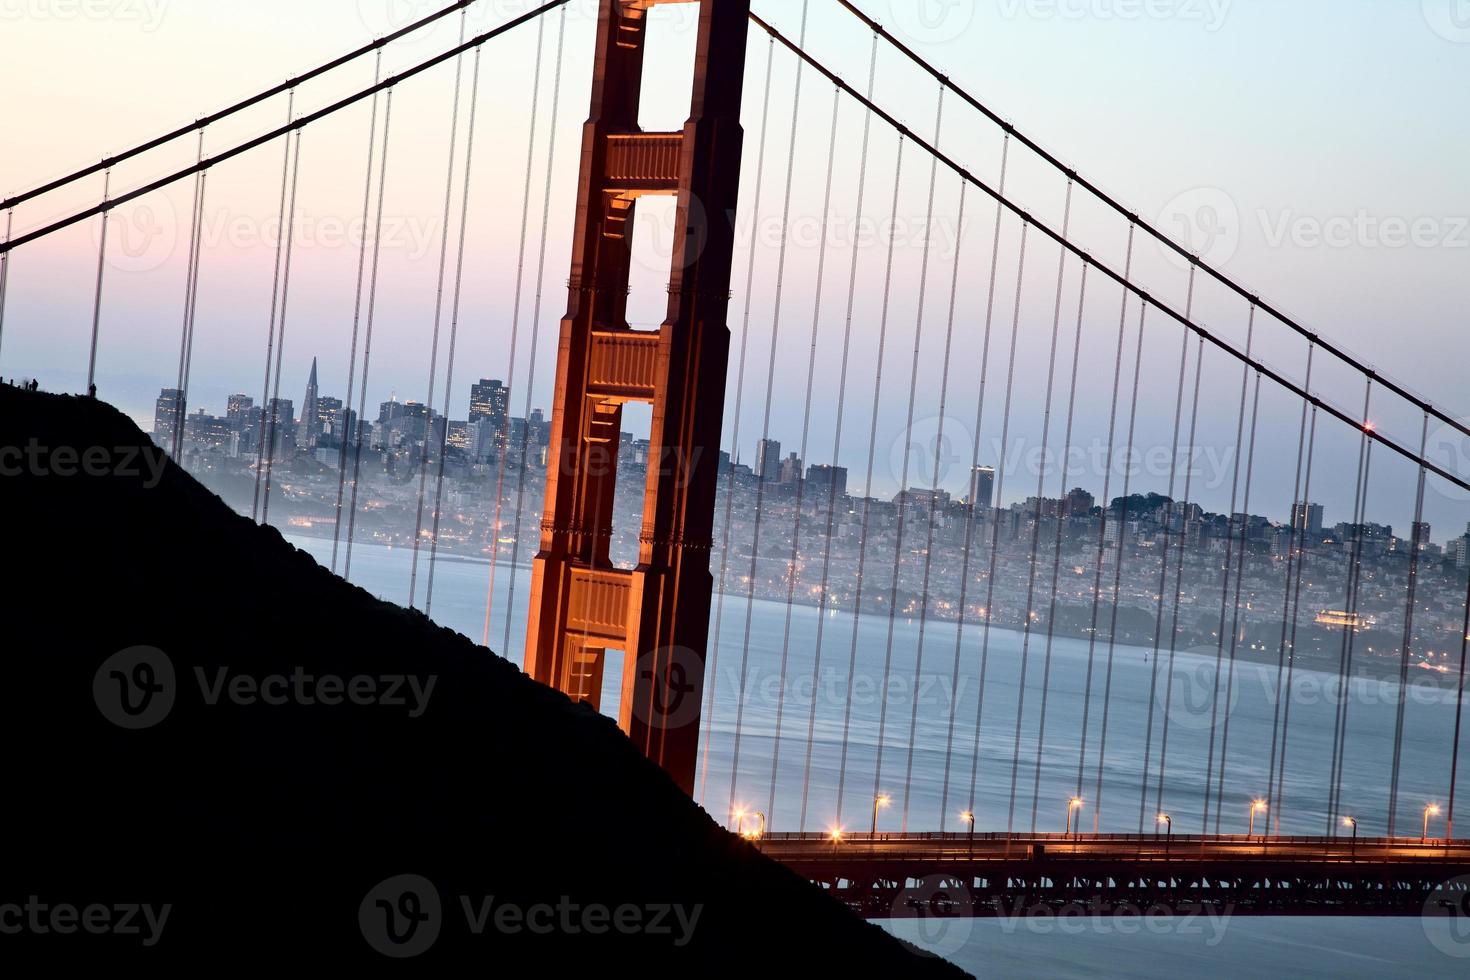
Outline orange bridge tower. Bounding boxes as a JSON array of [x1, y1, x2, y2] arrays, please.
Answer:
[[524, 0, 750, 793]]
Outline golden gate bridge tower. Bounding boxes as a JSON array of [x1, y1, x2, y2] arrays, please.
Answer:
[[523, 0, 750, 793]]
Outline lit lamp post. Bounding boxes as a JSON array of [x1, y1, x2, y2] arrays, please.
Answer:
[[1248, 799, 1268, 839], [829, 827, 843, 855], [1342, 816, 1357, 859], [1424, 804, 1441, 842], [1066, 797, 1084, 838], [960, 810, 976, 859], [746, 810, 766, 842], [872, 794, 891, 838], [731, 806, 747, 838], [1157, 813, 1172, 857]]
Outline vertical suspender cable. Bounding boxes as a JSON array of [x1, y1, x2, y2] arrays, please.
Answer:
[[1030, 257, 1090, 832], [874, 86, 945, 834], [699, 34, 776, 807], [332, 50, 385, 575], [1134, 267, 1196, 831], [795, 35, 879, 830], [945, 134, 1010, 827], [481, 13, 548, 647], [1213, 362, 1263, 832], [260, 128, 305, 527], [974, 216, 1032, 823], [1326, 380, 1375, 830], [1271, 395, 1319, 829], [172, 130, 207, 459], [1264, 341, 1313, 825], [85, 169, 112, 394], [344, 89, 396, 582], [1386, 414, 1430, 834], [501, 5, 567, 656], [252, 90, 298, 523], [1198, 301, 1257, 832], [770, 84, 840, 830], [426, 45, 484, 618], [901, 181, 967, 831], [409, 10, 470, 610], [1091, 296, 1149, 829], [1074, 224, 1135, 802], [832, 134, 905, 828], [728, 1, 812, 817], [176, 169, 209, 459], [1006, 181, 1072, 834], [0, 208, 11, 364], [1448, 566, 1470, 837]]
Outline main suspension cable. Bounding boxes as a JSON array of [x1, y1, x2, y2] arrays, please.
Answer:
[[823, 0, 1466, 448]]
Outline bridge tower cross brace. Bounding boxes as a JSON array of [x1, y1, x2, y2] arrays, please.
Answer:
[[524, 0, 750, 793]]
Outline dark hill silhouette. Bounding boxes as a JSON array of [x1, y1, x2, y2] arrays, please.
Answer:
[[0, 385, 967, 974]]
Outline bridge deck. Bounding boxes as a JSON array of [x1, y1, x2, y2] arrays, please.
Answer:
[[752, 833, 1470, 917]]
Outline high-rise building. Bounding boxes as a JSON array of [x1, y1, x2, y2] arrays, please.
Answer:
[[1064, 487, 1095, 516], [778, 451, 803, 484], [314, 395, 341, 439], [1292, 501, 1324, 537], [469, 379, 510, 435], [755, 438, 781, 480], [297, 357, 321, 450], [969, 465, 995, 510], [264, 398, 295, 454], [806, 463, 848, 499], [154, 388, 183, 449], [226, 393, 254, 431]]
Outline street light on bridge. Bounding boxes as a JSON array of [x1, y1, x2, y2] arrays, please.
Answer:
[[1249, 799, 1268, 838], [1424, 804, 1441, 842], [1157, 813, 1172, 857], [872, 794, 891, 838], [960, 810, 975, 858], [1066, 797, 1084, 837], [1342, 816, 1357, 859], [828, 827, 843, 854]]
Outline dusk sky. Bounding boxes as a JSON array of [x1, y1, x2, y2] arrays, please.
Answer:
[[3, 0, 1467, 532]]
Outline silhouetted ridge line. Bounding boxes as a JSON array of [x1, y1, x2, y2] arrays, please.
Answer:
[[0, 386, 965, 973]]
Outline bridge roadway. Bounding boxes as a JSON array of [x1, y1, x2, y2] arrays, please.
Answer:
[[751, 832, 1470, 917]]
